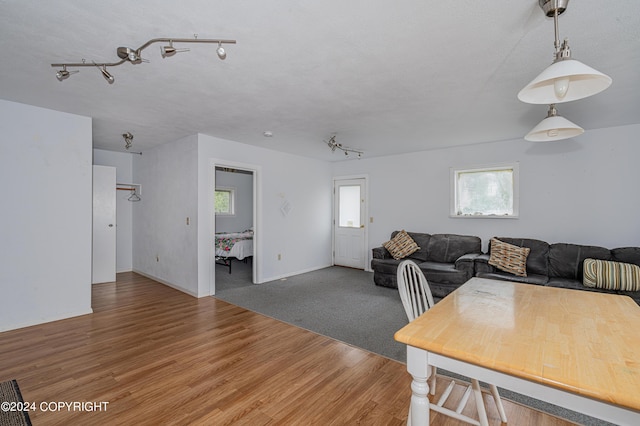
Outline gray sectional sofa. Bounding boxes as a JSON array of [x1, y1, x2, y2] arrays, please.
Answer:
[[371, 231, 482, 298], [475, 237, 640, 305], [372, 232, 640, 305]]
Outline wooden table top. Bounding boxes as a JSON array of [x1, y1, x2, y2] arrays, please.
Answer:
[[394, 277, 640, 412]]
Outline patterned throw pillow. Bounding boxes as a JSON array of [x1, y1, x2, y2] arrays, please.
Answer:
[[583, 258, 640, 291], [383, 230, 420, 260], [488, 238, 530, 277]]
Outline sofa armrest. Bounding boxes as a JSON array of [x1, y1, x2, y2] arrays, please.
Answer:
[[372, 246, 392, 259], [455, 253, 481, 275], [474, 253, 496, 274]]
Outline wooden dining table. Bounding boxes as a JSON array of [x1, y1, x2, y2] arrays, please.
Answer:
[[394, 277, 640, 425]]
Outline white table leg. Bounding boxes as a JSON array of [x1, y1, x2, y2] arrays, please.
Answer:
[[407, 346, 431, 425]]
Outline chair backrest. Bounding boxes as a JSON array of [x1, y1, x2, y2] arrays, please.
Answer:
[[397, 260, 435, 321]]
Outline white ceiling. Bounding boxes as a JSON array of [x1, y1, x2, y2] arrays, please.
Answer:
[[1, 1, 639, 161]]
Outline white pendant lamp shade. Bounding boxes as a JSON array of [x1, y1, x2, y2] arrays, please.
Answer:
[[525, 106, 584, 142], [518, 59, 612, 104]]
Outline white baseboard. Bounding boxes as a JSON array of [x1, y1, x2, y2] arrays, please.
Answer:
[[0, 307, 93, 333], [257, 264, 333, 284], [132, 269, 198, 297]]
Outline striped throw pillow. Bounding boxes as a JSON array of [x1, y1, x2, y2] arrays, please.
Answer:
[[488, 238, 530, 277], [583, 259, 640, 291], [383, 230, 420, 260]]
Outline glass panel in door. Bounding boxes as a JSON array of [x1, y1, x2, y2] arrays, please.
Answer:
[[339, 185, 361, 228]]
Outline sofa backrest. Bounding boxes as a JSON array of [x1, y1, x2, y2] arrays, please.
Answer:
[[426, 234, 481, 263], [494, 237, 549, 276], [548, 243, 612, 281], [611, 247, 640, 267], [391, 231, 431, 262]]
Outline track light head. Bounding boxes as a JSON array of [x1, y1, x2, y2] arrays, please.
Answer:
[[99, 64, 114, 84], [216, 42, 226, 60], [160, 41, 190, 58], [55, 65, 78, 81]]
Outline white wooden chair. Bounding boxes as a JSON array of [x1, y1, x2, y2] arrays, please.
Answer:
[[397, 260, 507, 426]]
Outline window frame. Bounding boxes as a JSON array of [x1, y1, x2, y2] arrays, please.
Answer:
[[214, 186, 236, 216], [450, 162, 519, 219]]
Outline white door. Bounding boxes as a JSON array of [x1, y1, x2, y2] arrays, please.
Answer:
[[334, 178, 366, 269], [92, 165, 116, 284]]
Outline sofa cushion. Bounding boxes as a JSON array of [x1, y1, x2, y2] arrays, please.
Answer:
[[488, 238, 530, 277], [546, 277, 614, 294], [494, 237, 549, 276], [383, 230, 419, 260], [583, 258, 640, 291], [419, 261, 471, 286], [548, 243, 611, 281], [371, 258, 404, 277], [426, 234, 481, 263], [390, 231, 431, 262]]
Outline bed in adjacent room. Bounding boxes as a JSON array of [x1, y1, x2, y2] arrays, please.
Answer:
[[215, 229, 253, 273]]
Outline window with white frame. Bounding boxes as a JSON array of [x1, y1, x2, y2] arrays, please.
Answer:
[[450, 163, 519, 218], [215, 187, 235, 215]]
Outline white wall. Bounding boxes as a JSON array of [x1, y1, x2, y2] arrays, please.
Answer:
[[132, 135, 199, 295], [198, 134, 333, 295], [0, 100, 93, 331], [215, 169, 253, 233], [333, 124, 640, 264], [93, 149, 135, 273], [132, 133, 332, 297]]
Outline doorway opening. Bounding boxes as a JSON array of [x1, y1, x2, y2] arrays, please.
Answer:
[[212, 163, 258, 294]]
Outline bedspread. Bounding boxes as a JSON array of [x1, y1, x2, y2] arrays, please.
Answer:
[[215, 230, 253, 260]]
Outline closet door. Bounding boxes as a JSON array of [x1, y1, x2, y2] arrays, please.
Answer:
[[92, 165, 116, 284]]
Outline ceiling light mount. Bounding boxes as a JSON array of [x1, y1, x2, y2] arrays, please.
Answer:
[[325, 135, 363, 159], [51, 36, 236, 83], [117, 47, 146, 64], [539, 0, 568, 17]]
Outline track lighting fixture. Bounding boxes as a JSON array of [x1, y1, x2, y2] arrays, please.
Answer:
[[51, 36, 236, 83], [123, 132, 134, 150], [325, 135, 363, 158]]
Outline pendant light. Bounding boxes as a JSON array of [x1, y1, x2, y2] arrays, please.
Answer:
[[518, 0, 612, 105], [525, 104, 583, 142]]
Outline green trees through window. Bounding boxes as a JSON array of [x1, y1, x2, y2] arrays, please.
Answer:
[[215, 188, 234, 215], [451, 163, 519, 217]]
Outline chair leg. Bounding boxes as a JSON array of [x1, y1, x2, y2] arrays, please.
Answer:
[[471, 379, 489, 426], [429, 367, 437, 396], [489, 384, 508, 423]]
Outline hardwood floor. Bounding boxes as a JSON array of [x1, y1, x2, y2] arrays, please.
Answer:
[[0, 272, 577, 425]]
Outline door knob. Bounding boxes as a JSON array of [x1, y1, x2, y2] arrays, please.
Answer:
[[108, 224, 114, 227]]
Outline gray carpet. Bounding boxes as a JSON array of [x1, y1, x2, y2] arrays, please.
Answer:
[[215, 263, 612, 426], [216, 261, 408, 361]]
